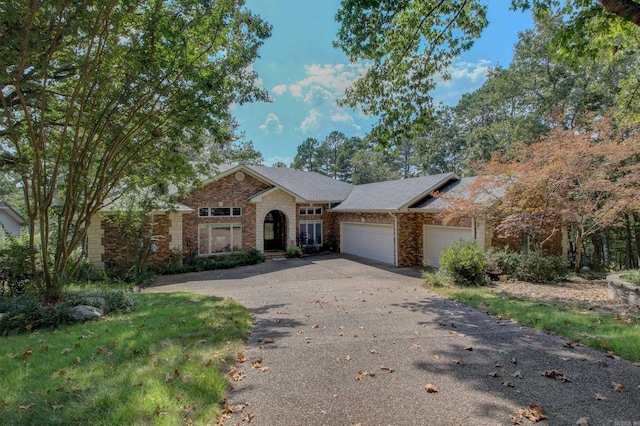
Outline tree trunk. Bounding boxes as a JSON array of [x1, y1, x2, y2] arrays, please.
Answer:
[[633, 212, 640, 269], [602, 228, 611, 267], [624, 212, 634, 269], [598, 0, 640, 26]]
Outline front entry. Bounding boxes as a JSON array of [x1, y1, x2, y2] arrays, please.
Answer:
[[264, 210, 287, 251]]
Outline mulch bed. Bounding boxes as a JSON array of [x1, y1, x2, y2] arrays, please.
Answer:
[[490, 277, 640, 317]]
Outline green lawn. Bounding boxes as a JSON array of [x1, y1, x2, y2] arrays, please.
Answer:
[[0, 293, 251, 425], [429, 285, 640, 362]]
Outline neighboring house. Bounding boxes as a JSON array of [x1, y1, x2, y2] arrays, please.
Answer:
[[87, 164, 558, 270], [0, 200, 26, 239]]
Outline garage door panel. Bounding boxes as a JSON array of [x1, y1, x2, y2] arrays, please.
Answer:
[[342, 223, 395, 265], [423, 225, 473, 268]]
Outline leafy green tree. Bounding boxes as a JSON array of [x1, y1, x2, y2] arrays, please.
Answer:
[[219, 140, 264, 165], [292, 137, 322, 173], [335, 0, 640, 144], [0, 0, 270, 298], [351, 149, 399, 184]]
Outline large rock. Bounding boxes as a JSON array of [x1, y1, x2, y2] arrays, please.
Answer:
[[68, 305, 103, 322]]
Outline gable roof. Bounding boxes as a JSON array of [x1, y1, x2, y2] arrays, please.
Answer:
[[330, 173, 457, 212], [0, 200, 26, 225], [411, 176, 505, 212], [208, 164, 353, 203]]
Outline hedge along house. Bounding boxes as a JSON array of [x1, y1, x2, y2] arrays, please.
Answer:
[[87, 164, 504, 270]]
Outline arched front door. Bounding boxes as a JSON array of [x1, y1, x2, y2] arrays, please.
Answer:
[[264, 210, 286, 251]]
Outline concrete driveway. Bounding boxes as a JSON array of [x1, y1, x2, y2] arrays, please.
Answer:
[[147, 254, 640, 425]]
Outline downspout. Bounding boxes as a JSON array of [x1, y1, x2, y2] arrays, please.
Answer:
[[390, 212, 398, 267]]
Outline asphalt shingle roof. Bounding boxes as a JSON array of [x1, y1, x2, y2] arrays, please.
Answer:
[[412, 176, 505, 211], [331, 173, 456, 212], [240, 165, 353, 202]]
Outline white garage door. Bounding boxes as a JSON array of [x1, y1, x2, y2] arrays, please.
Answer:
[[423, 225, 473, 268], [341, 223, 395, 265]]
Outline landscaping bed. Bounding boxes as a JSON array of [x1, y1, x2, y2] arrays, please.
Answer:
[[493, 276, 639, 315]]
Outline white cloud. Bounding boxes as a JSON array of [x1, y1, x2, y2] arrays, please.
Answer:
[[272, 84, 287, 96], [259, 113, 284, 134], [441, 60, 491, 86], [299, 109, 322, 133]]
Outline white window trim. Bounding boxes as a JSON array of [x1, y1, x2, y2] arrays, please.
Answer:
[[299, 206, 322, 215], [198, 223, 242, 255], [299, 220, 323, 245], [199, 207, 242, 218]]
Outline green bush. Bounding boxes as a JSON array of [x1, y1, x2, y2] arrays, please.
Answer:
[[422, 270, 452, 287], [287, 246, 303, 257], [439, 240, 489, 287], [0, 288, 135, 334], [0, 235, 38, 296], [153, 249, 265, 276], [621, 270, 640, 286], [486, 248, 568, 283]]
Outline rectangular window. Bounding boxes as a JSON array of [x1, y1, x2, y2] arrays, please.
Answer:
[[299, 206, 322, 215], [199, 207, 242, 217], [299, 221, 322, 245], [198, 224, 242, 255]]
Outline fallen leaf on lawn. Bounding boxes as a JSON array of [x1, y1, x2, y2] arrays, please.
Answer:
[[425, 384, 438, 393], [594, 393, 609, 402], [236, 353, 247, 363], [252, 358, 263, 368], [204, 359, 212, 367], [51, 404, 64, 410], [380, 366, 395, 373], [19, 403, 35, 410], [611, 382, 626, 392], [6, 353, 15, 359], [58, 370, 66, 376], [22, 346, 33, 360], [542, 369, 570, 382]]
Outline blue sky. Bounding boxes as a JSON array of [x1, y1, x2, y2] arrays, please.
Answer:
[[234, 1, 533, 166]]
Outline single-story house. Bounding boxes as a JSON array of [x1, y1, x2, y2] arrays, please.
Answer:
[[0, 200, 26, 239], [86, 164, 566, 270]]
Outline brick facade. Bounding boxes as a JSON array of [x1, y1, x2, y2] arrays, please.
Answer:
[[180, 172, 270, 254], [91, 167, 557, 271]]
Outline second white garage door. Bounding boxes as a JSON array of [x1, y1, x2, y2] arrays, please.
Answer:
[[341, 222, 395, 265], [423, 225, 474, 268]]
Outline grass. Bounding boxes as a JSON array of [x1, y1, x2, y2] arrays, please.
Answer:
[[428, 285, 640, 362], [0, 292, 252, 425], [620, 269, 640, 286]]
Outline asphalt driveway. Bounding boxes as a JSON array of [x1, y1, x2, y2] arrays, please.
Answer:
[[146, 254, 640, 425]]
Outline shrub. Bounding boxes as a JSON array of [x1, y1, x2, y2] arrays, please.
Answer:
[[486, 248, 568, 283], [439, 240, 489, 287], [621, 270, 640, 286], [422, 270, 452, 287], [0, 235, 38, 296], [0, 288, 135, 334], [152, 249, 265, 276], [287, 246, 303, 257]]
